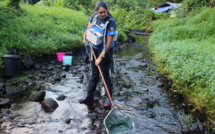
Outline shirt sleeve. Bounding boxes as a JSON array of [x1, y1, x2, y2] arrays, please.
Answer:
[[106, 18, 117, 36]]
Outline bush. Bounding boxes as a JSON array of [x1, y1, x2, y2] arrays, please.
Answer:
[[112, 8, 169, 30], [149, 8, 215, 121], [0, 4, 88, 56]]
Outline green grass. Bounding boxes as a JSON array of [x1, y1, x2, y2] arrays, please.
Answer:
[[0, 3, 88, 56], [149, 7, 215, 125]]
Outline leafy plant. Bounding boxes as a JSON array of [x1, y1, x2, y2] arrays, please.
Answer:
[[0, 4, 88, 57], [149, 8, 215, 123]]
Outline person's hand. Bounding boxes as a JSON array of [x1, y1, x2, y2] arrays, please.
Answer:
[[95, 57, 102, 66]]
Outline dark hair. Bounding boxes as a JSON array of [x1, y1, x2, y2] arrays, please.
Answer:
[[94, 1, 113, 18], [94, 1, 108, 11]]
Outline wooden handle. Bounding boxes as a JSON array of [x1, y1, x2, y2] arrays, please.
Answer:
[[90, 43, 114, 107]]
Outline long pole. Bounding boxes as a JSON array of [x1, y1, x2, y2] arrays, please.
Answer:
[[90, 43, 114, 107]]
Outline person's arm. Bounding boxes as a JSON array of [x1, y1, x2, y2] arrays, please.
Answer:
[[83, 21, 92, 44], [95, 35, 114, 66]]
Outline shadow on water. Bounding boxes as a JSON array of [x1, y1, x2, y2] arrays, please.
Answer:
[[0, 35, 212, 134]]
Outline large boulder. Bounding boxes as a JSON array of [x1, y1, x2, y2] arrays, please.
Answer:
[[29, 90, 46, 102], [41, 98, 58, 112]]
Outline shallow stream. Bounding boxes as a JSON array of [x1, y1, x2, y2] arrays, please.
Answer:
[[0, 35, 207, 134]]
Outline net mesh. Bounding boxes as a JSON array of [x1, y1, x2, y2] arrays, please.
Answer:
[[104, 109, 133, 134]]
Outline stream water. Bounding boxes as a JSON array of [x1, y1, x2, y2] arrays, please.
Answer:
[[0, 35, 207, 134]]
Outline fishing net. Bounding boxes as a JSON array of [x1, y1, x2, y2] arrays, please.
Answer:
[[104, 108, 134, 134]]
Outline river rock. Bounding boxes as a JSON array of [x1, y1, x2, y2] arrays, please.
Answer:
[[7, 88, 23, 95], [34, 83, 42, 91], [56, 94, 66, 101], [34, 64, 41, 70], [157, 82, 164, 88], [41, 69, 47, 74], [41, 98, 59, 112], [0, 83, 6, 95], [60, 73, 66, 78], [28, 75, 34, 79], [29, 90, 46, 102], [65, 118, 72, 124], [138, 63, 147, 67], [66, 51, 73, 56], [47, 65, 53, 71], [55, 65, 62, 68], [0, 98, 11, 108]]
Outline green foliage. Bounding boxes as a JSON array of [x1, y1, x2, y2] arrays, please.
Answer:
[[0, 4, 88, 56], [178, 0, 215, 17], [149, 8, 215, 119], [117, 29, 127, 42], [7, 0, 20, 9], [41, 0, 93, 15], [112, 8, 168, 30]]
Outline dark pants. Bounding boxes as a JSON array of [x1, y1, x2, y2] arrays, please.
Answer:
[[86, 48, 113, 99], [85, 46, 90, 63]]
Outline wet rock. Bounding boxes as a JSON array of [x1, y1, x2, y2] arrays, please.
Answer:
[[46, 86, 53, 91], [138, 63, 147, 68], [72, 70, 78, 75], [34, 75, 41, 81], [50, 60, 56, 64], [10, 103, 20, 111], [116, 97, 129, 102], [60, 73, 66, 78], [0, 83, 6, 95], [56, 65, 62, 68], [41, 98, 59, 112], [34, 83, 42, 91], [146, 112, 156, 118], [6, 88, 23, 95], [121, 91, 133, 96], [126, 35, 136, 43], [54, 77, 61, 82], [34, 64, 41, 70], [51, 89, 61, 92], [0, 98, 11, 108], [27, 75, 33, 79], [77, 73, 84, 79], [147, 99, 158, 108], [11, 81, 19, 86], [41, 69, 47, 74], [119, 62, 126, 66], [76, 79, 82, 83], [56, 94, 66, 101], [65, 118, 72, 124], [66, 51, 73, 56], [189, 119, 204, 132], [122, 82, 131, 88], [29, 90, 46, 102], [142, 88, 149, 92], [47, 65, 53, 71], [42, 66, 47, 70], [20, 85, 28, 90], [157, 82, 164, 88], [87, 112, 98, 120], [58, 130, 64, 133], [63, 65, 71, 71], [0, 108, 11, 118], [27, 81, 34, 87]]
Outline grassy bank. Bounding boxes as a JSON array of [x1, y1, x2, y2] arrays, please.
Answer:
[[0, 3, 88, 56], [149, 7, 215, 126]]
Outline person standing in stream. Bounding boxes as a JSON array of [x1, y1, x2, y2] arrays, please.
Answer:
[[79, 1, 117, 108]]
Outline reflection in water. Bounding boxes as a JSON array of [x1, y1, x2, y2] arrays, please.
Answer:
[[117, 36, 150, 59]]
